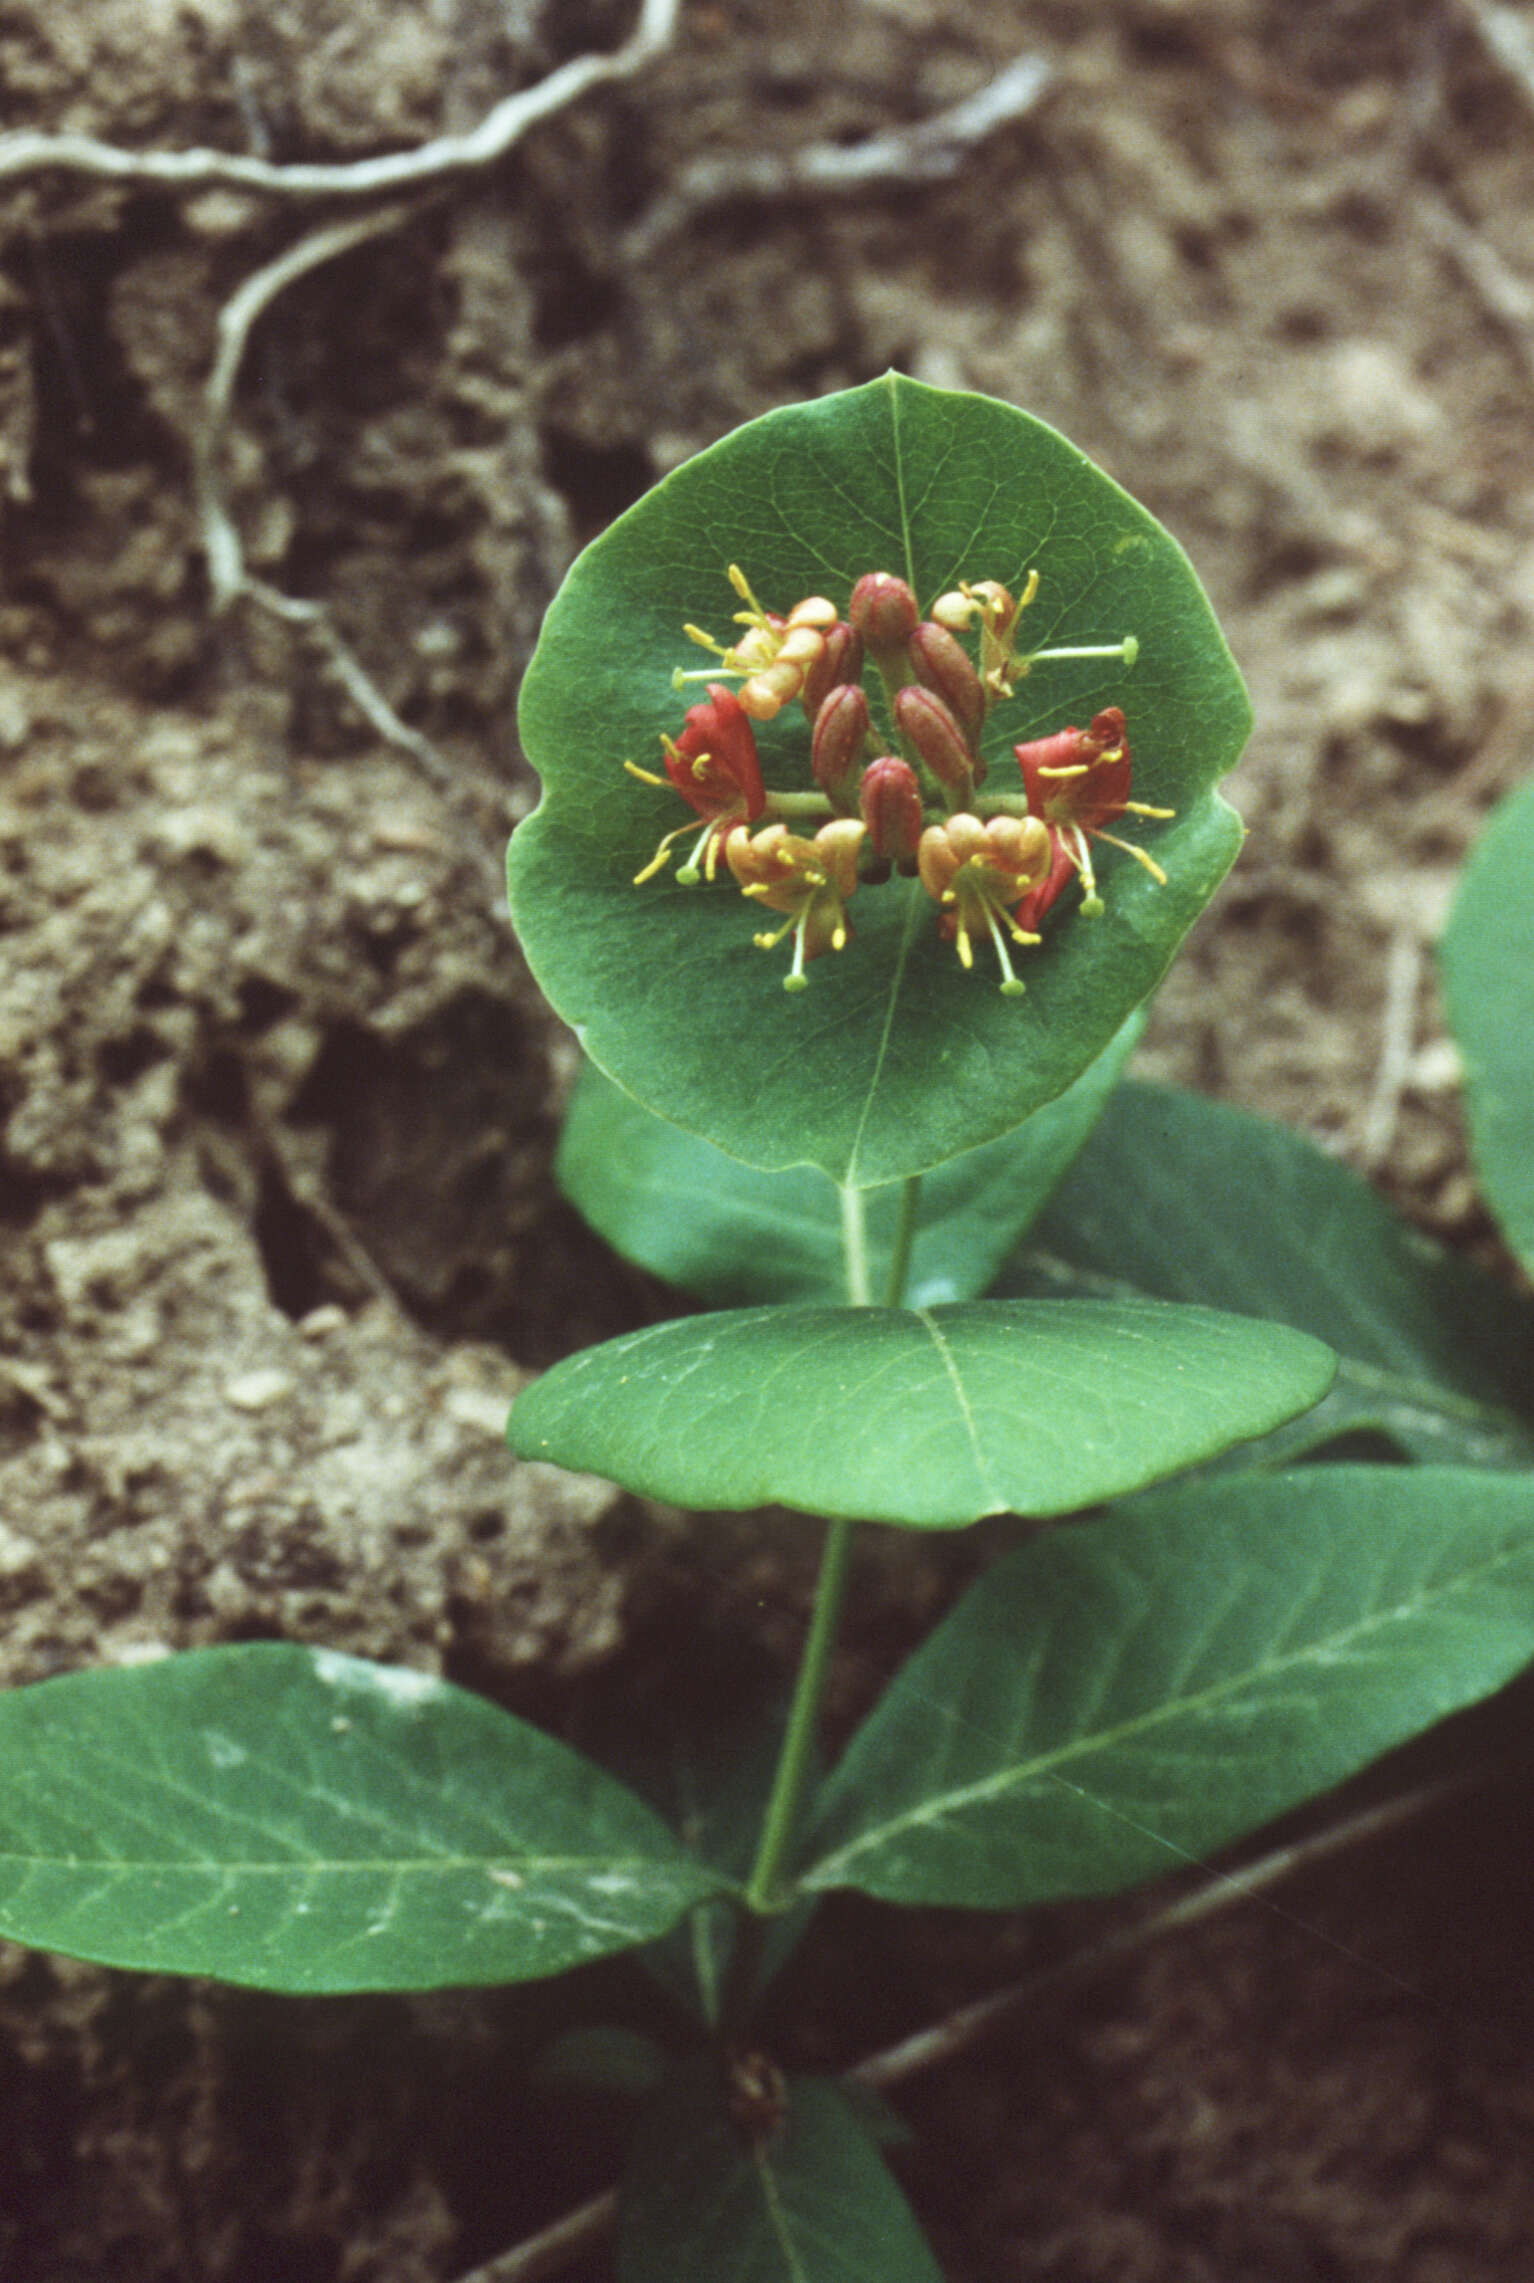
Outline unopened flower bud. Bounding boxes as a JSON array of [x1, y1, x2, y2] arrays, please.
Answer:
[[859, 756, 924, 869], [800, 622, 865, 719], [907, 621, 987, 744], [848, 572, 920, 658], [893, 684, 980, 797], [812, 684, 871, 812]]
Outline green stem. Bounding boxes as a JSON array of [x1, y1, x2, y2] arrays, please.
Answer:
[[742, 1511, 858, 1916], [839, 1181, 872, 1307], [763, 790, 837, 819], [740, 1181, 878, 1922], [884, 1174, 921, 1308]]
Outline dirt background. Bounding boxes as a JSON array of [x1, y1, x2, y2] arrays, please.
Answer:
[[2, 0, 1534, 2276]]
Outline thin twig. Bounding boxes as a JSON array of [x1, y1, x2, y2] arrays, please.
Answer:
[[448, 1767, 1492, 2283], [622, 52, 1054, 260], [0, 0, 680, 200], [849, 1768, 1482, 2095], [1358, 926, 1423, 1171], [1414, 189, 1534, 396], [4, 0, 681, 794], [195, 204, 417, 611], [188, 200, 464, 794], [451, 2187, 619, 2283], [1459, 0, 1534, 113]]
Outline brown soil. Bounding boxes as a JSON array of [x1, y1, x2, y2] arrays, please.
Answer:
[[2, 1, 1533, 2276]]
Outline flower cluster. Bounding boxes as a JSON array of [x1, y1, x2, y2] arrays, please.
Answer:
[[628, 565, 1165, 994]]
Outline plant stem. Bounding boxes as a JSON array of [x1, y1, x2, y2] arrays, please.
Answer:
[[884, 1174, 922, 1307], [740, 1179, 884, 1919], [743, 1512, 858, 1915], [838, 1180, 872, 1306]]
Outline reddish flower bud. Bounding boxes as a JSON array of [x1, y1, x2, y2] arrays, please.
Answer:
[[848, 572, 921, 658], [799, 622, 865, 720], [811, 684, 871, 812], [859, 756, 924, 868], [906, 621, 986, 745], [893, 684, 980, 798]]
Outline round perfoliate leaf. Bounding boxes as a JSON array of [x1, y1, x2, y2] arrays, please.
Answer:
[[510, 374, 1249, 1185]]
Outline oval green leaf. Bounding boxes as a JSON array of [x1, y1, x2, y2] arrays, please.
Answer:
[[510, 374, 1249, 1184], [0, 1645, 730, 1992], [556, 1016, 1140, 1309], [1440, 772, 1534, 1275], [800, 1466, 1534, 1909], [508, 1300, 1335, 1528], [619, 2062, 942, 2283]]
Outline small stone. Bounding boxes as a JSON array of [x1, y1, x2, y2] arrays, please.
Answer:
[[223, 1368, 294, 1413], [443, 1383, 515, 1439]]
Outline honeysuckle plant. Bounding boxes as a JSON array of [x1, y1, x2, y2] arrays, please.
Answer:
[[0, 378, 1530, 2283]]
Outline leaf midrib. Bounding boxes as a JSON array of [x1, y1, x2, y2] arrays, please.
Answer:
[[804, 1530, 1533, 1880], [0, 1848, 715, 1879]]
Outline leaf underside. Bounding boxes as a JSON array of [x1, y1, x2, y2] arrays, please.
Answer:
[[555, 1015, 1141, 1309], [0, 1646, 729, 1991], [1000, 1081, 1534, 1469], [801, 1467, 1534, 1908]]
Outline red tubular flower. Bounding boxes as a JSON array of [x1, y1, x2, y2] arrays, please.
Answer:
[[1013, 833, 1077, 933], [726, 818, 866, 992], [917, 812, 1052, 995], [629, 684, 766, 885], [1014, 706, 1173, 916]]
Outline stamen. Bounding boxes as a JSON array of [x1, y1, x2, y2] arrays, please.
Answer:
[[1035, 763, 1090, 780], [784, 914, 810, 992], [1093, 829, 1168, 886], [674, 820, 716, 886], [633, 821, 691, 885], [683, 624, 729, 655], [1025, 637, 1139, 666], [981, 901, 1027, 997], [1065, 823, 1103, 915], [624, 760, 668, 787], [1121, 800, 1176, 819]]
